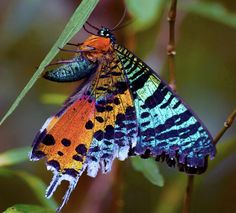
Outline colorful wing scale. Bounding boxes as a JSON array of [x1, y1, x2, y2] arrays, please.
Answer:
[[115, 44, 216, 173], [30, 54, 137, 211], [31, 80, 96, 206], [30, 36, 216, 211]]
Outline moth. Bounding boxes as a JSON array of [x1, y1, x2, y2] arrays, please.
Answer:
[[29, 26, 216, 211]]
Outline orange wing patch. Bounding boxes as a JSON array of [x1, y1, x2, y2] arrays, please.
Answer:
[[31, 97, 95, 175]]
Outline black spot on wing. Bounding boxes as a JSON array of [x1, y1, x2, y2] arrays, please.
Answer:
[[106, 105, 113, 111], [64, 168, 78, 178], [93, 130, 103, 141], [73, 155, 83, 162], [47, 160, 60, 171], [42, 134, 55, 146], [61, 138, 71, 147], [95, 116, 104, 123], [114, 81, 128, 94], [96, 105, 106, 113], [75, 144, 87, 156], [57, 151, 64, 156], [85, 120, 94, 129], [113, 97, 120, 105], [104, 125, 115, 140]]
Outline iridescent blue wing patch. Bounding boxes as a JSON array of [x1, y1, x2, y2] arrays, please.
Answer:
[[115, 44, 216, 174]]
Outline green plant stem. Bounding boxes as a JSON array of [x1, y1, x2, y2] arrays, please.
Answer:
[[182, 175, 194, 213]]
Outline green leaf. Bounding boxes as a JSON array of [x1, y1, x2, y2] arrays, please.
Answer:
[[0, 147, 30, 167], [0, 168, 57, 209], [3, 204, 54, 213], [131, 157, 164, 187], [125, 0, 167, 31], [182, 2, 236, 29], [40, 93, 67, 105], [16, 171, 58, 209], [0, 0, 99, 126]]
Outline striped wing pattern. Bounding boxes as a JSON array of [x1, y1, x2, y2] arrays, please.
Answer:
[[30, 35, 216, 211], [115, 44, 216, 173]]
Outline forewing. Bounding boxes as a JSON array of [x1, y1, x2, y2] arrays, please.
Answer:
[[115, 44, 216, 174], [30, 54, 137, 211]]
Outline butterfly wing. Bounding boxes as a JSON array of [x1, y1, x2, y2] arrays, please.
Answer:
[[30, 54, 137, 211], [85, 57, 138, 176], [31, 39, 216, 211], [115, 44, 216, 174], [30, 78, 96, 205]]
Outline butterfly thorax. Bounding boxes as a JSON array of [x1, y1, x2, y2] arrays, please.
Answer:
[[80, 35, 114, 62]]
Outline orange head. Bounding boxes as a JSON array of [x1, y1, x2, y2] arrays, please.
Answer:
[[79, 27, 116, 62]]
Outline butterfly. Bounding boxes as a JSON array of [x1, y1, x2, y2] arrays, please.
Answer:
[[29, 26, 216, 211]]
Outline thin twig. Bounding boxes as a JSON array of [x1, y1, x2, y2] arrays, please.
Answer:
[[213, 109, 236, 145], [182, 108, 236, 213], [167, 1, 195, 213], [167, 0, 177, 91], [166, 3, 194, 213], [182, 175, 194, 213], [167, 1, 236, 213], [166, 1, 236, 213]]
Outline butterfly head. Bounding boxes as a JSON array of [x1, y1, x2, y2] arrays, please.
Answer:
[[97, 27, 116, 43]]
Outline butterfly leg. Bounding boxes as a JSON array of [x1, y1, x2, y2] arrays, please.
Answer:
[[58, 46, 95, 53], [66, 42, 83, 46], [45, 59, 75, 68]]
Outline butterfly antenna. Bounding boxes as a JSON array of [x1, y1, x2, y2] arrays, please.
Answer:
[[86, 21, 100, 30], [111, 7, 127, 31], [112, 18, 134, 31], [83, 25, 96, 35]]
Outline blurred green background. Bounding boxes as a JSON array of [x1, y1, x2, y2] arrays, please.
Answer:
[[0, 0, 236, 212]]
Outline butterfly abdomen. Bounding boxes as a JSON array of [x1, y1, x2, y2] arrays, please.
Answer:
[[44, 56, 98, 82]]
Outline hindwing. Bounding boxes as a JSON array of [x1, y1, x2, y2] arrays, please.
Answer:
[[115, 44, 216, 174]]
